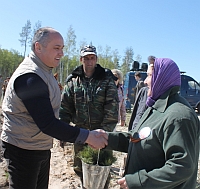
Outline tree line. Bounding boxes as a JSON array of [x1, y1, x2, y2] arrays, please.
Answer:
[[0, 49, 23, 79], [0, 20, 146, 85]]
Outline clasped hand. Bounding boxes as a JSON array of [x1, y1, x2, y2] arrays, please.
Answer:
[[85, 129, 108, 149], [118, 177, 129, 189]]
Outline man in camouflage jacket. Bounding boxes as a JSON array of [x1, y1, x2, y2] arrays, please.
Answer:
[[59, 45, 119, 174]]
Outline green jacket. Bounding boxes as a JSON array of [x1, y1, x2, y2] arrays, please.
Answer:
[[60, 64, 118, 131], [107, 86, 200, 188]]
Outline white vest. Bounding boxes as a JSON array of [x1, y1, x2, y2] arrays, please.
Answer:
[[1, 51, 61, 150]]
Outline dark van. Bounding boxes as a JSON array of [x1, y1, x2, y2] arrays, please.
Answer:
[[180, 73, 200, 113], [123, 68, 200, 113]]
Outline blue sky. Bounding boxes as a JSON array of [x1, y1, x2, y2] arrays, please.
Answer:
[[0, 0, 200, 81]]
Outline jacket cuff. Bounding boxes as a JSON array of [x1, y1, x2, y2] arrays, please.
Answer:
[[75, 128, 89, 144], [125, 172, 142, 188]]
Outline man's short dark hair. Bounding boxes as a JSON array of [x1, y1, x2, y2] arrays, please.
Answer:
[[135, 71, 141, 78]]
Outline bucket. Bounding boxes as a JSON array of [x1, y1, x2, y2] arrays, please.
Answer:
[[82, 160, 111, 189]]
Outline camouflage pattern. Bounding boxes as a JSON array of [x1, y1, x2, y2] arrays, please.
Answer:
[[60, 64, 119, 172], [60, 64, 119, 132]]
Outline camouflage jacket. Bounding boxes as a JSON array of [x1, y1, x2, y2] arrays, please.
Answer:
[[60, 64, 119, 132]]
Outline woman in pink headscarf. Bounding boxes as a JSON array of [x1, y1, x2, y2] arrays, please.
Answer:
[[106, 58, 200, 189]]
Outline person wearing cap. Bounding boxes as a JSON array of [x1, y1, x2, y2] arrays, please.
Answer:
[[60, 45, 119, 175], [1, 28, 108, 189]]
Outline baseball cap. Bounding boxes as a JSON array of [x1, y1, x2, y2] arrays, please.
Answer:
[[80, 45, 97, 57]]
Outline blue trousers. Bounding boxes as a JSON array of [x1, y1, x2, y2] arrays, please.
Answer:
[[2, 141, 51, 189]]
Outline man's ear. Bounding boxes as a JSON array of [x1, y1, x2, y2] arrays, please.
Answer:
[[35, 42, 42, 53], [80, 57, 83, 63]]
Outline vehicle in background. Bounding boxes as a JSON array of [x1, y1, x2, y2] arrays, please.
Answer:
[[180, 72, 200, 113], [123, 63, 200, 113], [123, 61, 148, 111]]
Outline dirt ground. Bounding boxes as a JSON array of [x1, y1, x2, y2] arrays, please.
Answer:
[[0, 106, 200, 189]]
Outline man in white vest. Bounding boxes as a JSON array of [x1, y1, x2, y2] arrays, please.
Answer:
[[1, 27, 107, 189]]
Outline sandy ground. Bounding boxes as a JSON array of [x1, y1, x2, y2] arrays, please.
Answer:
[[0, 106, 200, 188]]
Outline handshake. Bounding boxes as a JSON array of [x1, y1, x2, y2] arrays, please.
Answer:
[[85, 129, 108, 150]]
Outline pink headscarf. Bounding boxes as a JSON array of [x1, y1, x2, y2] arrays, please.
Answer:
[[146, 58, 181, 107]]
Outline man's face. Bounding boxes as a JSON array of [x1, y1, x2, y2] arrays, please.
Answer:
[[135, 75, 139, 81], [35, 32, 64, 68], [80, 54, 97, 72], [144, 65, 154, 97]]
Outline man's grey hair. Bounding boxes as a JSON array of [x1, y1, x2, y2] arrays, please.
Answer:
[[31, 27, 55, 51], [148, 55, 156, 62]]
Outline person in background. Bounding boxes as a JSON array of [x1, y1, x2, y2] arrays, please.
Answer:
[[2, 76, 10, 98], [127, 56, 156, 130], [128, 86, 148, 130], [128, 53, 156, 130], [54, 72, 63, 92], [127, 55, 156, 130], [134, 71, 145, 100], [0, 74, 3, 101], [59, 45, 119, 177], [1, 27, 107, 189], [129, 55, 156, 130], [111, 69, 126, 126], [106, 58, 200, 189], [148, 55, 156, 65]]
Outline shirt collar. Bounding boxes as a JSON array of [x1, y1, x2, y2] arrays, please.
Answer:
[[29, 51, 53, 73]]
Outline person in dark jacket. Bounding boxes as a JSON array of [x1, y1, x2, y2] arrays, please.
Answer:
[[128, 86, 148, 131], [60, 45, 118, 175], [106, 58, 200, 189], [134, 71, 145, 100]]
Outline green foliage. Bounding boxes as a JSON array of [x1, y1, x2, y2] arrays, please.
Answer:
[[63, 25, 77, 77], [0, 48, 23, 78], [77, 146, 117, 166], [58, 55, 79, 84], [121, 47, 134, 76], [97, 45, 119, 70]]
